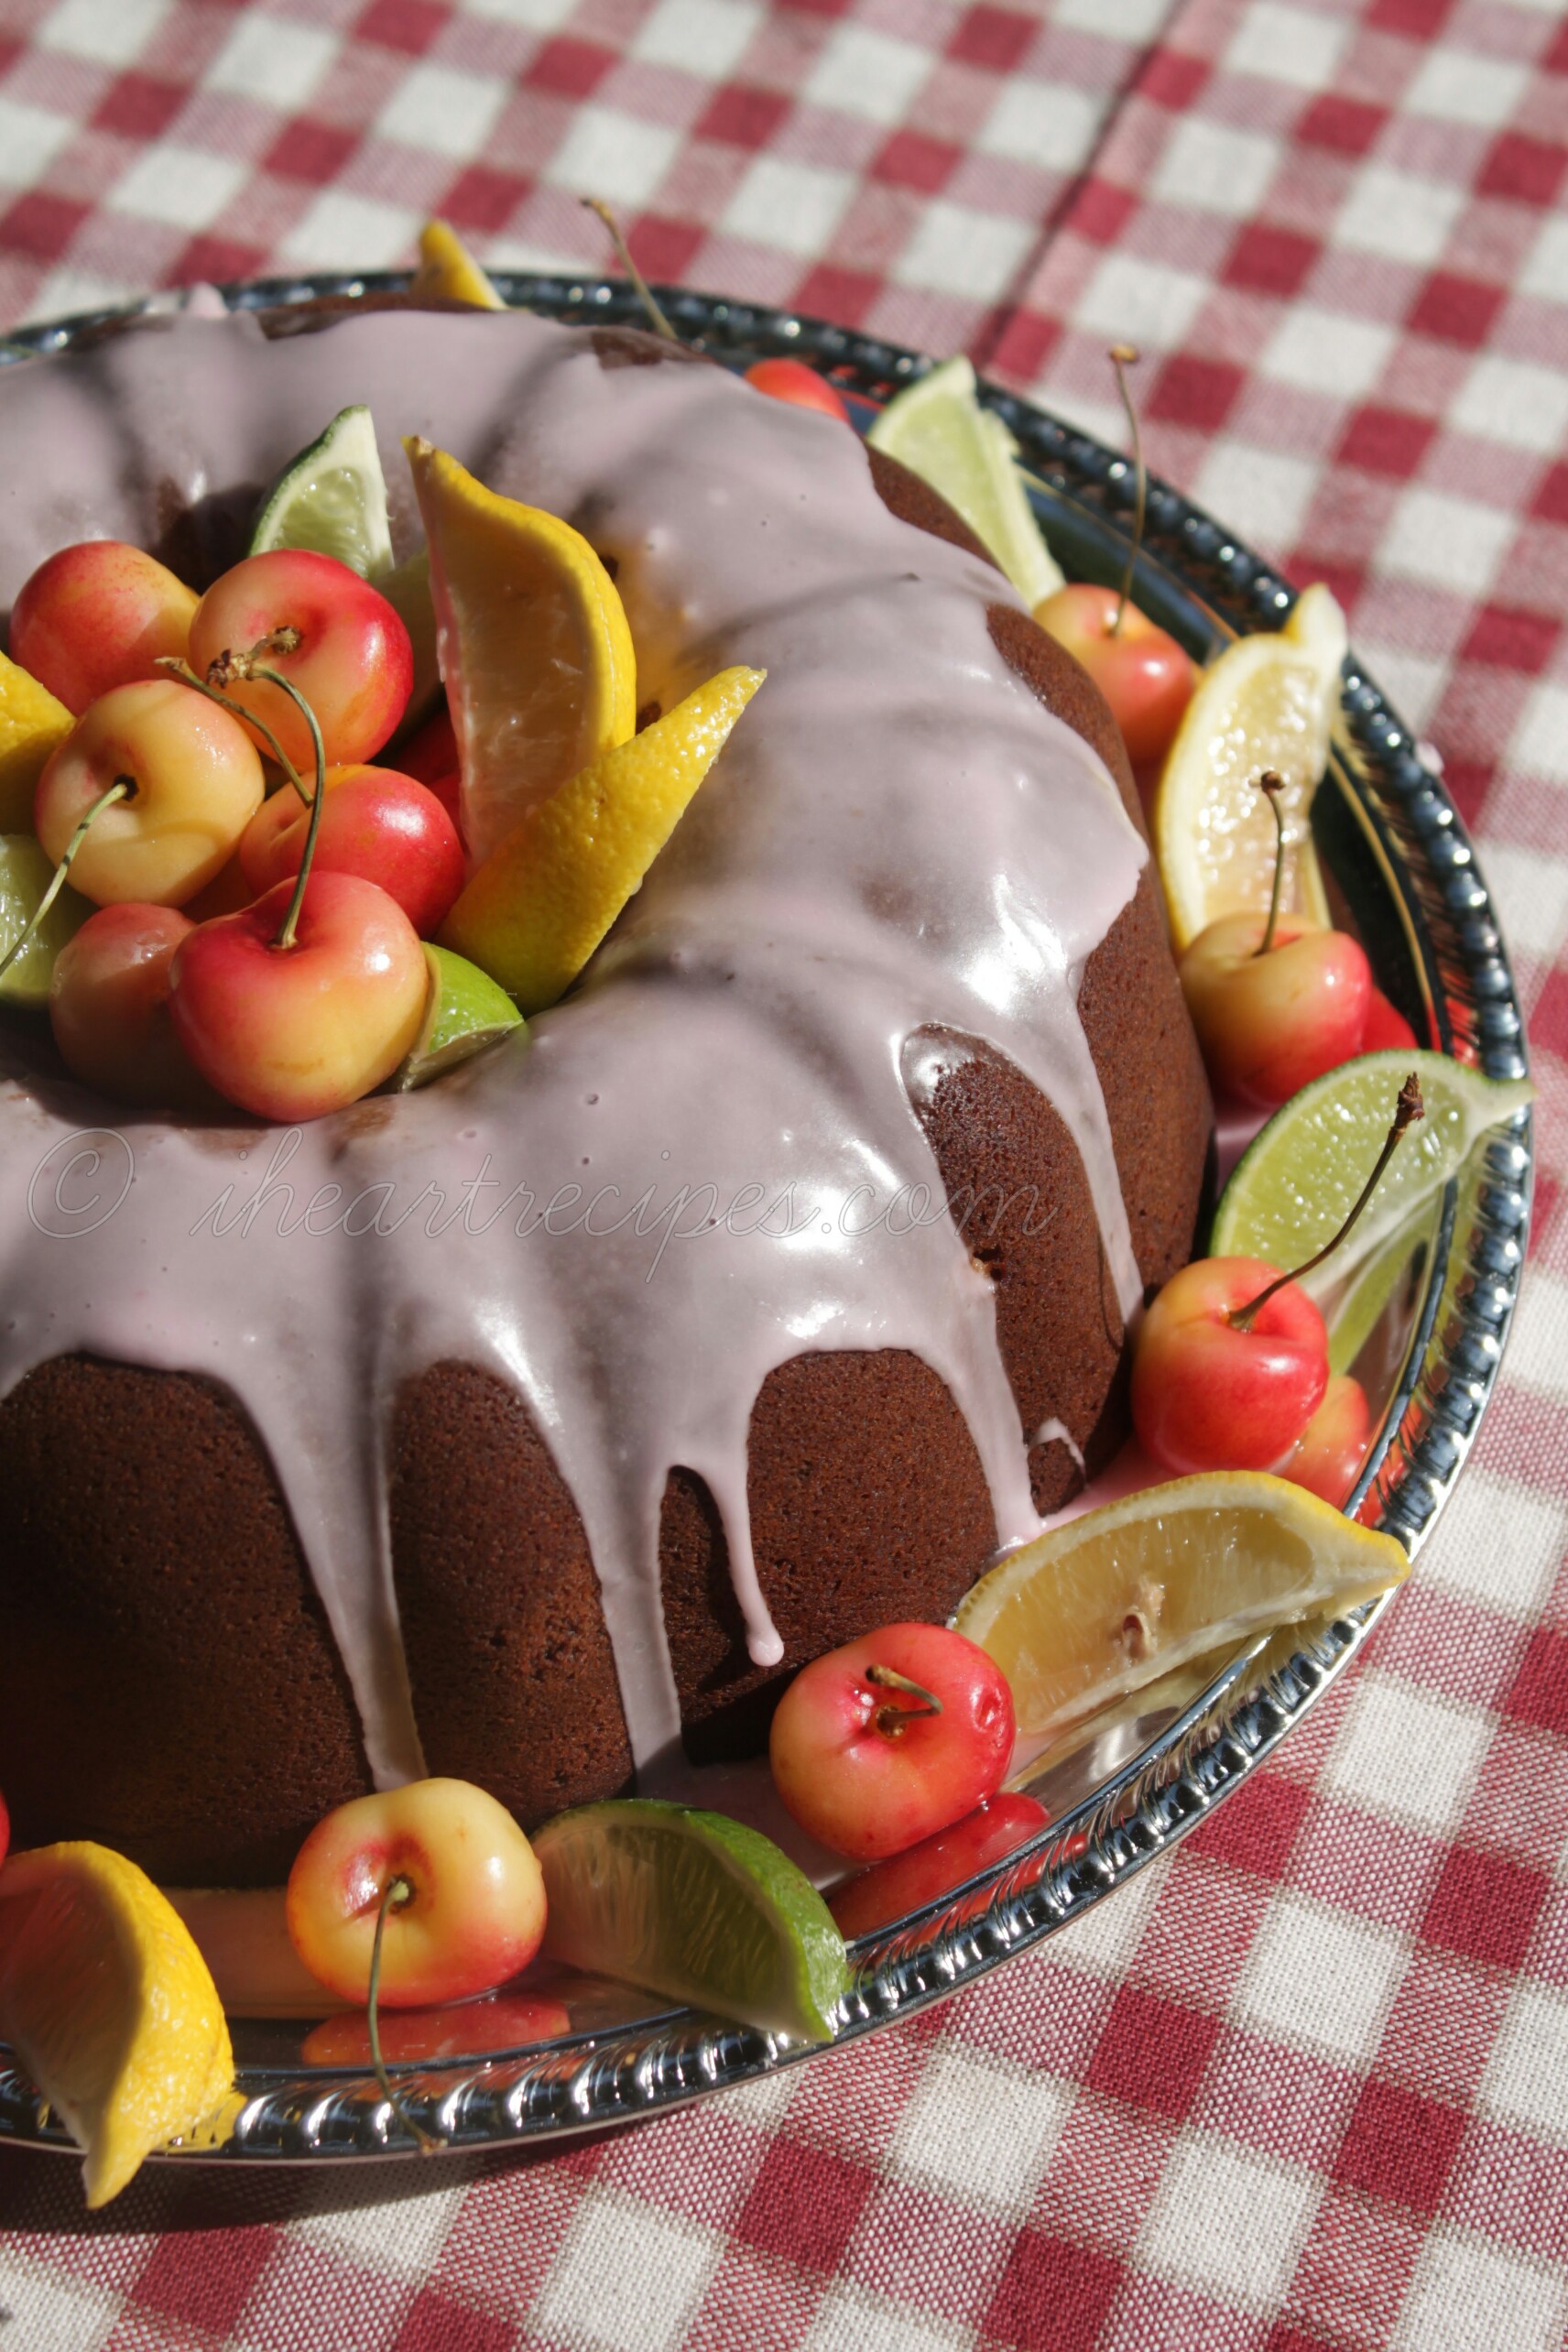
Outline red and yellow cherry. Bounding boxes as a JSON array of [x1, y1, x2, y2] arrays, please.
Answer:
[[10, 539, 198, 715], [829, 1792, 1051, 1939], [301, 1991, 571, 2067], [1280, 1373, 1370, 1507], [769, 1622, 1015, 1861], [1180, 911, 1372, 1108], [49, 903, 214, 1107], [240, 766, 465, 938], [746, 357, 851, 422], [1362, 986, 1417, 1054], [188, 550, 413, 774], [391, 703, 462, 838], [1132, 1255, 1329, 1476], [286, 1777, 547, 2009], [169, 871, 428, 1121], [1033, 583, 1195, 768], [35, 679, 265, 907]]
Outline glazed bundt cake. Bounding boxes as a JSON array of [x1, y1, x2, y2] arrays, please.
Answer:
[[0, 299, 1210, 1886]]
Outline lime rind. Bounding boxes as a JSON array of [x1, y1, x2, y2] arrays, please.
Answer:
[[867, 355, 1064, 608], [251, 405, 394, 579], [394, 942, 523, 1090], [1213, 1048, 1534, 1309], [0, 833, 90, 1007], [535, 1799, 850, 2043]]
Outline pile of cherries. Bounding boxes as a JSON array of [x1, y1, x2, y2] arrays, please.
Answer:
[[10, 539, 467, 1120]]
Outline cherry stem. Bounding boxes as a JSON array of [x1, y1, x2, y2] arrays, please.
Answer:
[[1109, 343, 1145, 640], [197, 632, 326, 952], [0, 775, 132, 984], [1254, 771, 1288, 958], [365, 1873, 442, 2156], [1229, 1073, 1426, 1333], [866, 1661, 943, 1734], [156, 654, 312, 804], [582, 196, 677, 342]]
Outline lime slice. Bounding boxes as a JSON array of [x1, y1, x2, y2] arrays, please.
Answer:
[[0, 833, 90, 1007], [955, 1471, 1409, 1742], [867, 355, 1064, 607], [534, 1800, 850, 2042], [251, 405, 393, 579], [393, 942, 523, 1089], [1212, 1048, 1534, 1309], [379, 546, 442, 736]]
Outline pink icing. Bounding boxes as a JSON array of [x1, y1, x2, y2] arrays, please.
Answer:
[[0, 305, 1146, 1790]]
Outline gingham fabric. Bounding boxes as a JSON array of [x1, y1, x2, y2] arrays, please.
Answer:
[[1, 0, 1565, 2343]]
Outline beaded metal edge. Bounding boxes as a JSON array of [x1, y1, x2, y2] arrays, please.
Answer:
[[0, 275, 1533, 2165]]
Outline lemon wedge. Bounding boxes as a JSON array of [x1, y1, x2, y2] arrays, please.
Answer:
[[409, 218, 506, 310], [406, 437, 637, 868], [866, 355, 1064, 606], [0, 648, 72, 832], [443, 665, 765, 1012], [1154, 583, 1345, 951], [954, 1472, 1409, 1743], [0, 1843, 234, 2206]]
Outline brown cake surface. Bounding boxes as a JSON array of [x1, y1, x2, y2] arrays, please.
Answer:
[[0, 308, 1208, 1884]]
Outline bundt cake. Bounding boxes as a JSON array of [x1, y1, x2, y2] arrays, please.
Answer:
[[0, 297, 1210, 1887]]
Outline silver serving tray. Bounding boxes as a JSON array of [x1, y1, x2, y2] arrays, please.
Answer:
[[0, 274, 1533, 2168]]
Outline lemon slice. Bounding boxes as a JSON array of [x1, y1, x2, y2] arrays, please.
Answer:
[[442, 664, 764, 1012], [1154, 583, 1345, 951], [535, 1801, 849, 2042], [394, 942, 525, 1088], [409, 218, 506, 311], [954, 1472, 1409, 1742], [1212, 1049, 1534, 1314], [0, 1843, 234, 2207], [866, 355, 1064, 606], [251, 403, 394, 578], [0, 648, 72, 832], [0, 833, 91, 1008], [407, 437, 638, 868]]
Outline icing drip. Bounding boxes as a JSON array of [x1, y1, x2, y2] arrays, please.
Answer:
[[0, 308, 1147, 1782]]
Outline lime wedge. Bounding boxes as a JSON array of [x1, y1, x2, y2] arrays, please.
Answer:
[[393, 942, 523, 1089], [866, 355, 1064, 607], [534, 1800, 850, 2042], [0, 833, 90, 1007], [379, 546, 442, 735], [251, 405, 393, 578], [1212, 1049, 1533, 1309]]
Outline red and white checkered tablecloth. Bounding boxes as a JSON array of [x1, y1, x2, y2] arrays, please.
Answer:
[[2, 0, 1565, 2343]]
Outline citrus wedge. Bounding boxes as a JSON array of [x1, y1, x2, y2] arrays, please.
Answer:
[[1211, 1049, 1534, 1313], [1154, 583, 1345, 951], [0, 833, 90, 1007], [534, 1801, 849, 2042], [442, 663, 764, 1012], [409, 218, 506, 310], [406, 437, 637, 867], [0, 647, 72, 832], [250, 403, 394, 578], [866, 355, 1064, 606], [954, 1472, 1409, 1742], [394, 942, 524, 1088], [0, 1843, 234, 2207]]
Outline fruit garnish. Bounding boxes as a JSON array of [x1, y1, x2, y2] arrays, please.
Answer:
[[0, 833, 89, 1007], [535, 1800, 849, 2043], [378, 549, 442, 736], [769, 1623, 1014, 1861], [409, 217, 506, 310], [50, 903, 213, 1106], [0, 648, 72, 831], [10, 542, 197, 717], [395, 942, 523, 1089], [251, 402, 394, 578], [1154, 582, 1345, 951], [1280, 1372, 1371, 1508], [0, 1841, 234, 2207], [746, 356, 851, 422], [866, 354, 1064, 608], [441, 663, 764, 1012], [1211, 1048, 1535, 1310], [581, 194, 678, 342], [953, 1472, 1410, 1744], [406, 438, 637, 868], [239, 761, 465, 938]]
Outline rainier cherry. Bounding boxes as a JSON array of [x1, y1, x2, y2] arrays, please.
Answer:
[[746, 357, 851, 422], [1180, 774, 1372, 1106], [239, 764, 465, 939], [10, 540, 198, 714], [1133, 1074, 1424, 1477], [188, 550, 412, 773], [1033, 347, 1194, 769], [50, 904, 212, 1107], [1362, 987, 1418, 1053], [769, 1622, 1015, 1861], [1280, 1373, 1372, 1507]]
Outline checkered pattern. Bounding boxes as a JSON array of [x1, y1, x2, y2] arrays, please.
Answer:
[[3, 0, 1567, 2342]]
